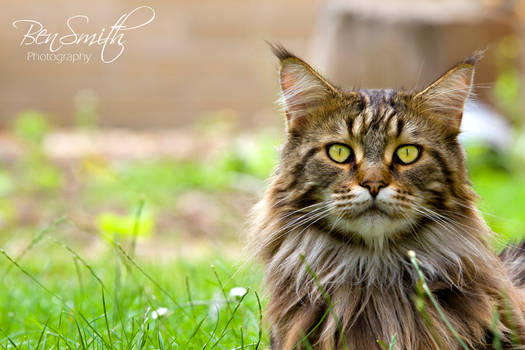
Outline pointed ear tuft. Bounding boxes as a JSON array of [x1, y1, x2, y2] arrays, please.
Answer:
[[463, 49, 485, 65], [269, 43, 341, 131], [414, 54, 480, 133], [268, 42, 296, 61]]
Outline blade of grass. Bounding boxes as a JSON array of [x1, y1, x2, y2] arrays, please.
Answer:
[[202, 304, 222, 350], [35, 318, 50, 349], [40, 331, 48, 350], [34, 318, 78, 349], [130, 197, 145, 258], [412, 279, 446, 349], [211, 265, 233, 314], [210, 289, 250, 348], [56, 310, 62, 350], [0, 328, 18, 348], [15, 216, 66, 262], [101, 287, 114, 348], [377, 333, 397, 350], [112, 246, 131, 348], [408, 250, 470, 350], [292, 306, 332, 350], [185, 276, 196, 321], [127, 317, 140, 349], [114, 243, 187, 315], [138, 319, 150, 350], [74, 319, 87, 350], [73, 257, 84, 294], [157, 330, 165, 350], [2, 215, 66, 277], [211, 264, 240, 340], [51, 238, 115, 348], [377, 340, 389, 348], [0, 249, 112, 349], [240, 327, 244, 350], [491, 307, 503, 350], [299, 254, 348, 350], [182, 315, 208, 348], [50, 238, 105, 290], [254, 291, 263, 350]]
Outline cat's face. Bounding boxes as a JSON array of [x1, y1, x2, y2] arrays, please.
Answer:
[[273, 45, 478, 247]]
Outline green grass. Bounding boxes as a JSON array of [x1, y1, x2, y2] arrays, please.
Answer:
[[472, 170, 525, 244], [466, 142, 525, 246], [2, 112, 525, 349], [0, 236, 266, 349]]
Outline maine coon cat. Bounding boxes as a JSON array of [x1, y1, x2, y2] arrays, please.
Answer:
[[250, 44, 525, 349]]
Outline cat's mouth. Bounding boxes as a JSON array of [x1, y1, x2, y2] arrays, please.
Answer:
[[339, 202, 391, 219], [328, 201, 413, 239], [360, 203, 389, 217]]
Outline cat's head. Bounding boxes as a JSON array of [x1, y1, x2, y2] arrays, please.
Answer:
[[271, 44, 481, 248]]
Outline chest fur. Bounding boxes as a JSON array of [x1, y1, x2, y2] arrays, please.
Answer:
[[269, 283, 496, 350]]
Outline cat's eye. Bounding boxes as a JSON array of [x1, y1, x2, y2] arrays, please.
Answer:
[[395, 145, 420, 165], [327, 144, 353, 163]]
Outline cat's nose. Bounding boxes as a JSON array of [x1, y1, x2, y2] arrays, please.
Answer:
[[359, 166, 388, 197], [360, 180, 387, 197]]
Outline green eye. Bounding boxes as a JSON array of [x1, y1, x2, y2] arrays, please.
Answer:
[[328, 144, 352, 163], [395, 145, 420, 164]]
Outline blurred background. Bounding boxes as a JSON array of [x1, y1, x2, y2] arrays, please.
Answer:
[[1, 0, 525, 267], [2, 0, 525, 347]]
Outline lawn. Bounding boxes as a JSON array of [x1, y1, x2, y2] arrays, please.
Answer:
[[1, 112, 524, 349], [0, 242, 265, 349]]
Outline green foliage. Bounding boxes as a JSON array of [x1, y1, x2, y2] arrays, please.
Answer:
[[0, 199, 16, 231], [377, 334, 397, 350], [465, 142, 525, 245], [97, 211, 154, 239], [217, 132, 280, 179], [8, 110, 63, 192], [493, 68, 521, 123], [83, 132, 279, 209], [0, 171, 14, 197], [84, 159, 232, 210], [19, 158, 63, 191], [0, 238, 266, 349], [478, 35, 525, 244], [493, 35, 523, 126], [11, 110, 50, 145], [2, 104, 525, 349], [470, 169, 525, 244]]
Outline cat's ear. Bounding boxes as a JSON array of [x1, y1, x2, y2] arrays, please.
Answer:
[[270, 44, 341, 131], [414, 52, 482, 133]]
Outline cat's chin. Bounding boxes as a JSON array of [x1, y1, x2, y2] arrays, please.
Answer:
[[328, 212, 412, 245]]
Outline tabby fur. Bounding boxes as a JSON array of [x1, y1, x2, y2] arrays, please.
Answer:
[[250, 44, 525, 349]]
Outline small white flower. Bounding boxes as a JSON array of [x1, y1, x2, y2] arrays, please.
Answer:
[[229, 287, 247, 299], [151, 307, 169, 320]]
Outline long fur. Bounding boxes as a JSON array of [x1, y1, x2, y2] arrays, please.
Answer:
[[250, 47, 525, 349]]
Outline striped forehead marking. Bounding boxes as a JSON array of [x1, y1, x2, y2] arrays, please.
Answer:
[[350, 90, 399, 137]]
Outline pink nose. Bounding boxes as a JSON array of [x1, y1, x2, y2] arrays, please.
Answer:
[[359, 180, 387, 197]]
